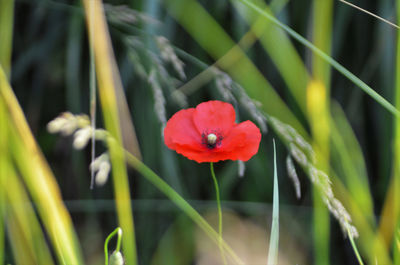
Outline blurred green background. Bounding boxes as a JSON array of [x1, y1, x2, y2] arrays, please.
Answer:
[[2, 0, 400, 264]]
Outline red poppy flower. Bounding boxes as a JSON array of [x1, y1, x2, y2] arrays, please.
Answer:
[[164, 100, 262, 163]]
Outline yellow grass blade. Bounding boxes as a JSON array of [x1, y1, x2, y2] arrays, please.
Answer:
[[0, 0, 14, 78], [0, 66, 84, 265], [82, 1, 139, 264]]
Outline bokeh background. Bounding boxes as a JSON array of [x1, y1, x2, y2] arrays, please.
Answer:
[[2, 0, 400, 264]]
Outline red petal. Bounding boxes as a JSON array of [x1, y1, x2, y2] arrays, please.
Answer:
[[164, 101, 261, 163], [164, 108, 203, 151], [216, 121, 262, 161], [175, 121, 261, 163], [193, 101, 235, 136]]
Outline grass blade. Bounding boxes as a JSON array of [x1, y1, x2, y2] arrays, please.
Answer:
[[311, 0, 333, 262], [0, 79, 6, 265], [82, 1, 138, 264], [378, 0, 400, 257], [0, 66, 84, 265], [330, 103, 374, 221], [267, 140, 279, 265], [347, 225, 365, 265], [0, 0, 14, 78]]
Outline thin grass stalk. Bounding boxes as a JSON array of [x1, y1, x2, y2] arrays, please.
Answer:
[[88, 0, 97, 189], [234, 0, 400, 117], [0, 66, 84, 265], [267, 140, 279, 265], [82, 1, 138, 264], [347, 226, 365, 265], [0, 0, 14, 78]]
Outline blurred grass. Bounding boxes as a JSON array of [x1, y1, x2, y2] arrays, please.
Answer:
[[311, 0, 333, 263], [0, 0, 13, 261], [5, 164, 54, 265], [331, 103, 373, 221], [308, 80, 331, 265], [3, 0, 400, 264], [391, 0, 400, 262], [232, 0, 309, 113], [0, 95, 5, 265], [0, 0, 14, 78], [82, 1, 139, 264], [236, 0, 400, 117], [0, 66, 84, 264]]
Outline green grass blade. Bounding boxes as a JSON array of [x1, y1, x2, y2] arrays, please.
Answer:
[[6, 168, 55, 265], [311, 1, 333, 263], [210, 162, 226, 264], [234, 0, 400, 117], [312, 0, 333, 87], [330, 103, 374, 221], [267, 140, 279, 265], [0, 0, 14, 78], [347, 226, 365, 265]]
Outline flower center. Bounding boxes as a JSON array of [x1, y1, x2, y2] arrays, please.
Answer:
[[207, 133, 217, 145], [202, 131, 222, 149]]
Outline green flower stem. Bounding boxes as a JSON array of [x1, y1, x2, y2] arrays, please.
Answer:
[[210, 162, 226, 265], [104, 227, 123, 265], [120, 145, 244, 264]]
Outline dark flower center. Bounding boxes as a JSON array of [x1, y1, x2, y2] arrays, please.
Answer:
[[202, 130, 222, 149]]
